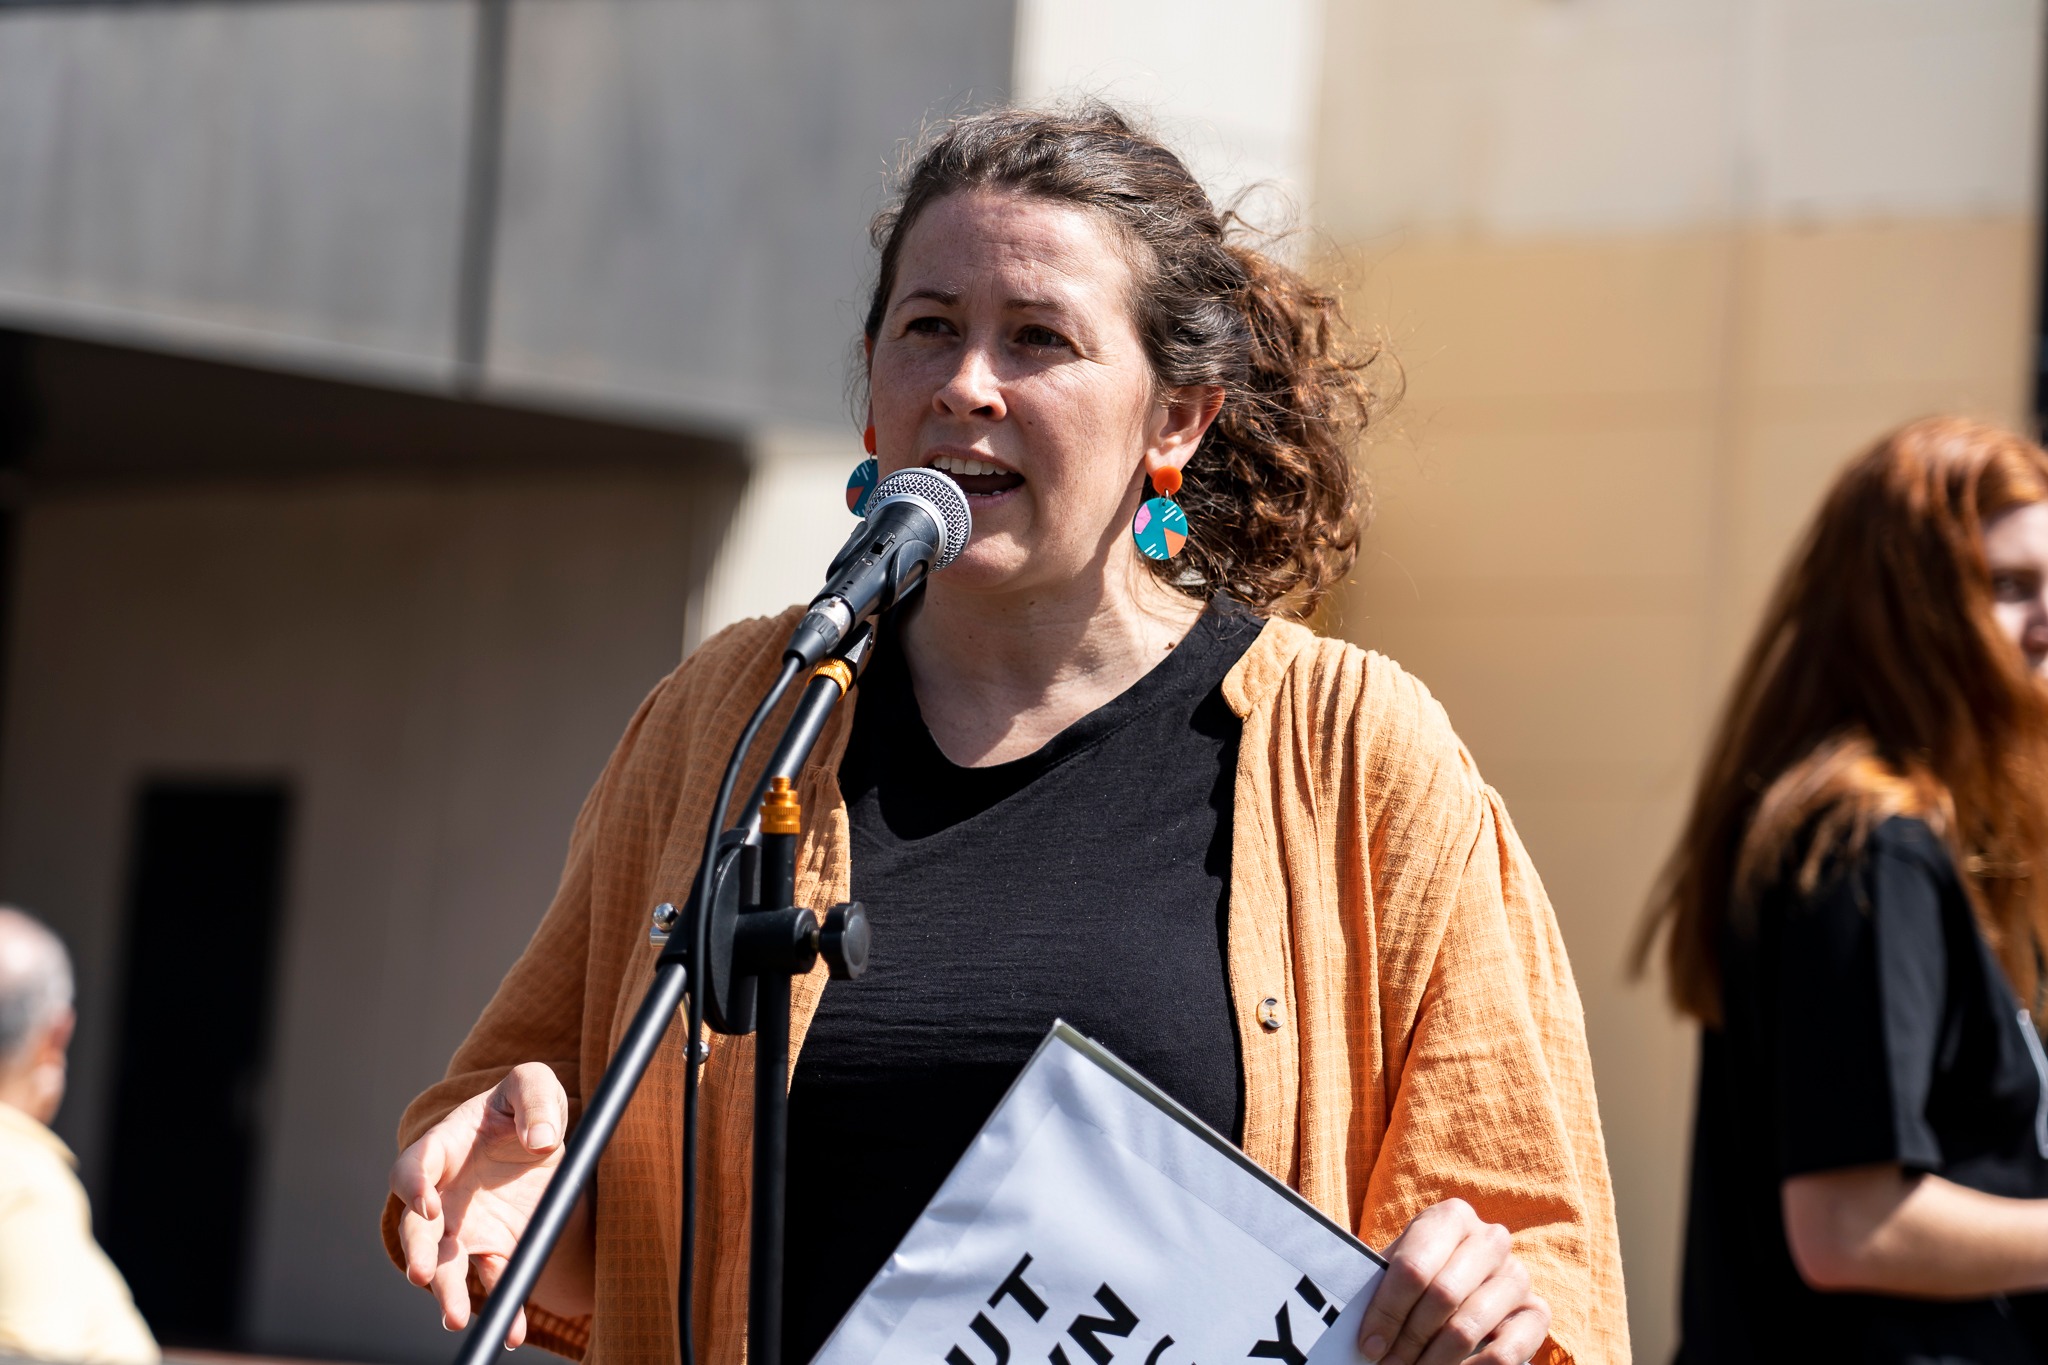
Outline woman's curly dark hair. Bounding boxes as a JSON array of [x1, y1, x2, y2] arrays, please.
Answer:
[[861, 103, 1384, 620]]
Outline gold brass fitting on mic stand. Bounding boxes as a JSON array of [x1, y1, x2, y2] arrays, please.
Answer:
[[811, 658, 856, 696], [761, 775, 802, 835]]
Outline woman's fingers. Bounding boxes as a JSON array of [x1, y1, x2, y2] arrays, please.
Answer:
[[1469, 1301, 1550, 1365], [1356, 1200, 1472, 1361], [391, 1130, 449, 1222], [492, 1063, 569, 1154], [398, 1206, 445, 1287], [1382, 1218, 1513, 1365], [391, 1072, 566, 1335], [473, 1253, 529, 1350], [1410, 1258, 1533, 1365], [432, 1232, 473, 1331]]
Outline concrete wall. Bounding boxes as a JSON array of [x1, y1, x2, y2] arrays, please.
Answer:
[[0, 2, 475, 387], [0, 0, 1021, 645], [484, 0, 1016, 430], [0, 470, 741, 1361], [0, 0, 1015, 432], [1313, 1, 2044, 1356]]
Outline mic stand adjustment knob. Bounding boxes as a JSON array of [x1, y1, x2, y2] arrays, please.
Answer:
[[819, 902, 870, 980]]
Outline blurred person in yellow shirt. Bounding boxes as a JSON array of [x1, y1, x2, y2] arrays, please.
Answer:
[[0, 906, 156, 1364]]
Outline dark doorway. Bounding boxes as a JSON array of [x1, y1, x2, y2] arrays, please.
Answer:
[[103, 781, 292, 1349]]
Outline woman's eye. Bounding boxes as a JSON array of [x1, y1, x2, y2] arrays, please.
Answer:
[[1017, 325, 1068, 349], [904, 316, 953, 336], [1995, 573, 2033, 600]]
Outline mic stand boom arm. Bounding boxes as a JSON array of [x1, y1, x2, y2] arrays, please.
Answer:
[[447, 623, 874, 1365]]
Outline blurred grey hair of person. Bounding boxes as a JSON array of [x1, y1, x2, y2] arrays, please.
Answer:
[[0, 905, 160, 1365], [0, 906, 74, 1126]]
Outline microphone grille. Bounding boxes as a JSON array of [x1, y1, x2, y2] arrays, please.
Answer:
[[873, 467, 972, 570]]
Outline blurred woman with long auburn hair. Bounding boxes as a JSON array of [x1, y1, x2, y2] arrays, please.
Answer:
[[1641, 416, 2048, 1363]]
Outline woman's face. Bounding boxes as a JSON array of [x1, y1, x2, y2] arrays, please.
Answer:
[[1983, 500, 2048, 676], [866, 190, 1217, 596]]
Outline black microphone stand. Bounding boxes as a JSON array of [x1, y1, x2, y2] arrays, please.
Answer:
[[448, 622, 876, 1365]]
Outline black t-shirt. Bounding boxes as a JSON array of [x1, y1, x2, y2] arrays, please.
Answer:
[[1678, 816, 2048, 1365], [780, 599, 1262, 1364]]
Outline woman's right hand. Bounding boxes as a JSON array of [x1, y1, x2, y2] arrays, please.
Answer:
[[390, 1062, 587, 1345]]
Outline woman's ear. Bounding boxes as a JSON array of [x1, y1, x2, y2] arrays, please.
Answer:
[[1144, 385, 1225, 481]]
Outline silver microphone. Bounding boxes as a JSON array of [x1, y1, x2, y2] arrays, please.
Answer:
[[784, 468, 972, 666]]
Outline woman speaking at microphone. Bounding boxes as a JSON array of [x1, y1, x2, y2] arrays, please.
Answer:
[[382, 105, 1627, 1365], [1644, 418, 2048, 1363]]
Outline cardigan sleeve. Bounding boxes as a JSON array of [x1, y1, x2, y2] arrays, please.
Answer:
[[1353, 669, 1626, 1365]]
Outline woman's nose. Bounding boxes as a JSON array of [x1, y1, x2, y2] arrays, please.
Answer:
[[934, 345, 1006, 419]]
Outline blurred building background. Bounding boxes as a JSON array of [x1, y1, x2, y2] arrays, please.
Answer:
[[0, 1, 2037, 1362]]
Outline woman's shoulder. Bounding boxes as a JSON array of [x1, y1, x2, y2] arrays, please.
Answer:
[[1759, 813, 1960, 922], [637, 607, 805, 714], [1863, 813, 1956, 870], [598, 606, 808, 774], [1241, 621, 1471, 760], [1236, 620, 1485, 815], [678, 605, 808, 686]]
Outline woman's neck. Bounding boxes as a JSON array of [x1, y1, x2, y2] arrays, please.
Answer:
[[897, 562, 1205, 767]]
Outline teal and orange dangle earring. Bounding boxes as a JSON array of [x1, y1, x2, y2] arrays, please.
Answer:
[[846, 423, 879, 516], [1131, 464, 1189, 560]]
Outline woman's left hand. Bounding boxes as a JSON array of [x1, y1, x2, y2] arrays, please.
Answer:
[[1355, 1199, 1550, 1365]]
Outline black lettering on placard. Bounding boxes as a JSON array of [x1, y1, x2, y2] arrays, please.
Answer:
[[1142, 1337, 1176, 1365], [1066, 1285, 1139, 1365], [1247, 1305, 1306, 1365], [1292, 1277, 1341, 1328], [946, 1314, 1013, 1365], [1049, 1346, 1073, 1365], [990, 1255, 1051, 1321]]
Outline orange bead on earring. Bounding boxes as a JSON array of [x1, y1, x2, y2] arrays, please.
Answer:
[[862, 424, 877, 456], [1150, 464, 1182, 497]]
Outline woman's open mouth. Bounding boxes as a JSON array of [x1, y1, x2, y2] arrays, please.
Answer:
[[927, 453, 1025, 498]]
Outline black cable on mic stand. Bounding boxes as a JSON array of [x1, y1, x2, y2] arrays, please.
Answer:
[[678, 650, 802, 1365], [677, 626, 878, 1365]]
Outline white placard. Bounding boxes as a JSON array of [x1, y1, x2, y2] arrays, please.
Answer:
[[813, 1022, 1384, 1365]]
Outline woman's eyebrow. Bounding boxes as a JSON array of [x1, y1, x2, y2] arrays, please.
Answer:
[[898, 286, 960, 306]]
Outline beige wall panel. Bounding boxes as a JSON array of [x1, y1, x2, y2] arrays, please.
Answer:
[[1347, 611, 1697, 799], [1501, 789, 1693, 1365], [1359, 421, 1716, 589], [1717, 218, 2036, 649], [1739, 218, 2034, 399], [1342, 234, 1731, 403], [1316, 0, 2040, 240], [1326, 211, 2038, 1357]]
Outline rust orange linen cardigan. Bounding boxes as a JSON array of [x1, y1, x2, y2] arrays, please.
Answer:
[[383, 608, 1629, 1365]]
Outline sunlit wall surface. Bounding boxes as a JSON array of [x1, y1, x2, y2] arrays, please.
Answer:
[[1317, 3, 2043, 1357]]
